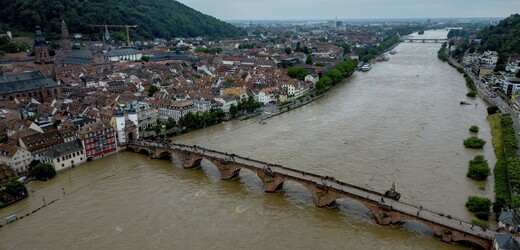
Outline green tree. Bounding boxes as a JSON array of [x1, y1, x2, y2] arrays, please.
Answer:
[[141, 55, 150, 62], [286, 67, 308, 80], [29, 160, 41, 170], [148, 85, 159, 97], [467, 155, 490, 181], [305, 54, 313, 65], [463, 136, 486, 148], [165, 117, 176, 130], [229, 104, 238, 118], [4, 179, 28, 198], [469, 125, 479, 133], [466, 196, 492, 220], [284, 47, 292, 55], [31, 163, 56, 181], [516, 70, 520, 78]]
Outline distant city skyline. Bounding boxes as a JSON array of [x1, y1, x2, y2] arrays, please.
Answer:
[[178, 0, 519, 20]]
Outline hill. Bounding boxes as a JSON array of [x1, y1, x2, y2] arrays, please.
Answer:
[[477, 14, 520, 70], [0, 0, 245, 40]]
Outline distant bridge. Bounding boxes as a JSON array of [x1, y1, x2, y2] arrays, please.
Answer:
[[400, 38, 448, 43], [128, 140, 494, 249]]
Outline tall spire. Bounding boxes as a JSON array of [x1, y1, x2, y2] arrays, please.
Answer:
[[61, 20, 72, 52], [103, 24, 111, 45], [34, 25, 50, 63]]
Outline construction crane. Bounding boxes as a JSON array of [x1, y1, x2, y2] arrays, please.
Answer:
[[90, 24, 137, 46]]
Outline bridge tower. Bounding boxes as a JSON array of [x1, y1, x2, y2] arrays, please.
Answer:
[[116, 107, 126, 144]]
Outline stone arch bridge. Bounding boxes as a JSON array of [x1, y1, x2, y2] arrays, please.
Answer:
[[127, 141, 494, 249]]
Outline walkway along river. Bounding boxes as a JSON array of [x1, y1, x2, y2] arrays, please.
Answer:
[[0, 30, 496, 249]]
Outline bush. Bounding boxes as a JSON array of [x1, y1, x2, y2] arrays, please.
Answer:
[[467, 155, 490, 181], [487, 106, 499, 115], [31, 163, 56, 181], [511, 195, 520, 209], [474, 211, 490, 220], [466, 196, 492, 221], [463, 136, 486, 148], [494, 157, 511, 212], [4, 179, 27, 198], [501, 114, 518, 156], [469, 125, 479, 133], [466, 90, 477, 97], [471, 219, 490, 229]]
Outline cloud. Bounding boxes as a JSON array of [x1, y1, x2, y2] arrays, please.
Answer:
[[178, 0, 520, 20]]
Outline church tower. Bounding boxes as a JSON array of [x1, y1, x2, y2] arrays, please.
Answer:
[[61, 20, 72, 52], [34, 26, 50, 64]]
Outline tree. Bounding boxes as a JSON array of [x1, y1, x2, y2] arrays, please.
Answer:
[[315, 61, 324, 67], [31, 163, 56, 181], [141, 55, 150, 62], [516, 70, 520, 78], [305, 54, 313, 65], [286, 67, 308, 80], [466, 196, 492, 221], [4, 179, 27, 198], [284, 47, 292, 55], [463, 136, 486, 148], [148, 85, 159, 97], [229, 104, 238, 118], [469, 125, 479, 133], [467, 155, 490, 181], [165, 117, 176, 130], [29, 160, 41, 170]]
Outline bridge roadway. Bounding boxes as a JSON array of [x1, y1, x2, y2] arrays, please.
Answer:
[[128, 140, 495, 248]]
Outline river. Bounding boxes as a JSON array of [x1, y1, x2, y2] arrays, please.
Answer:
[[0, 30, 496, 249]]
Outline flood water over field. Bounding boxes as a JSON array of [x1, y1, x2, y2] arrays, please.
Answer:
[[0, 30, 495, 249]]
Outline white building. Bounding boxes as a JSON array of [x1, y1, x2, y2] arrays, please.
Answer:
[[43, 140, 86, 172], [0, 144, 32, 173], [105, 49, 142, 62], [115, 105, 139, 145], [214, 97, 238, 112], [257, 88, 275, 105], [193, 99, 213, 113]]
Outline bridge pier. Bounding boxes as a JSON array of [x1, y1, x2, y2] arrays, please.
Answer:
[[208, 159, 242, 180], [173, 151, 203, 169]]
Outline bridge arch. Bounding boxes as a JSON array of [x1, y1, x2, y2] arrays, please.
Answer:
[[137, 148, 151, 155], [126, 146, 136, 152], [333, 197, 381, 221], [156, 150, 172, 160], [274, 178, 318, 205]]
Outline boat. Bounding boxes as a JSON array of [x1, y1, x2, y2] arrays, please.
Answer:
[[389, 50, 397, 55], [460, 101, 471, 105], [361, 64, 372, 72], [382, 55, 390, 61]]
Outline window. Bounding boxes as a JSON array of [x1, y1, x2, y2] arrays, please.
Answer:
[[57, 158, 60, 162]]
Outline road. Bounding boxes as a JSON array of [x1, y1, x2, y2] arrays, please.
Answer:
[[449, 58, 520, 157]]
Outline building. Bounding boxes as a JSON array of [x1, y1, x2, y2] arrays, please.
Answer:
[[257, 87, 275, 105], [0, 71, 61, 102], [43, 140, 86, 172], [193, 99, 213, 113], [154, 99, 196, 122], [13, 128, 65, 161], [507, 54, 520, 73], [0, 144, 31, 174], [105, 49, 142, 62], [134, 101, 157, 131], [498, 210, 520, 233], [77, 121, 117, 160], [115, 105, 139, 145], [493, 234, 520, 250], [501, 78, 520, 95], [214, 96, 238, 112]]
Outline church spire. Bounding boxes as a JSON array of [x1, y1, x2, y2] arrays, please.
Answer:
[[61, 20, 72, 52]]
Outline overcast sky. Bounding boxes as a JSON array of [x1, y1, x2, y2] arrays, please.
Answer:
[[178, 0, 519, 20]]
